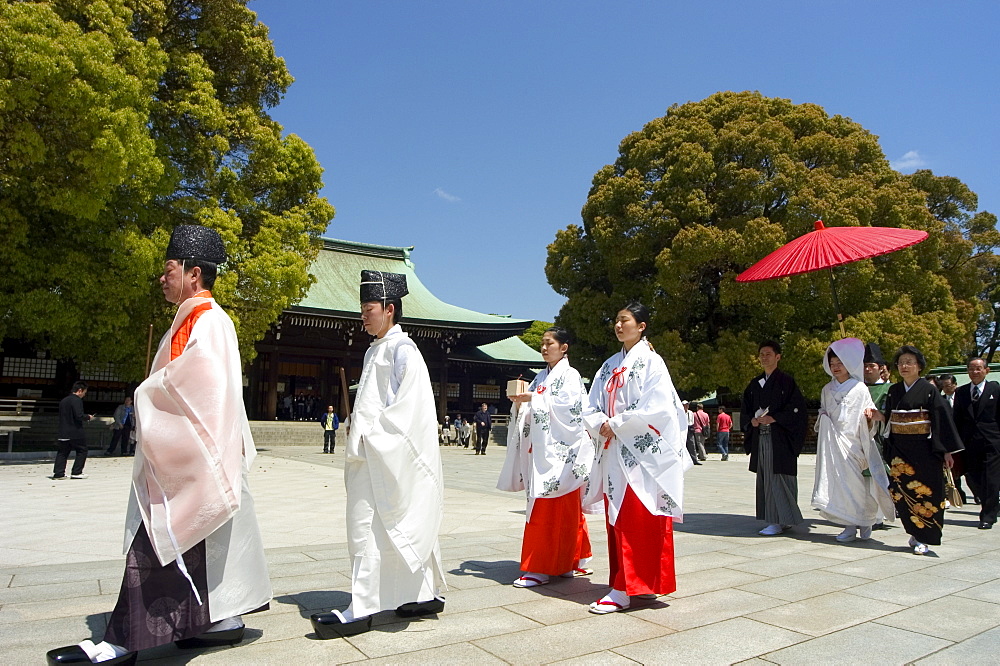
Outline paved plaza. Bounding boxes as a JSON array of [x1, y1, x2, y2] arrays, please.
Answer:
[[2, 444, 999, 664]]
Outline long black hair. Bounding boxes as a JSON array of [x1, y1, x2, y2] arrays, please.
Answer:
[[545, 326, 571, 346], [620, 302, 651, 334]]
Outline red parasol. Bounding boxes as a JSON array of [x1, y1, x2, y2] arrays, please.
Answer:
[[736, 220, 928, 335]]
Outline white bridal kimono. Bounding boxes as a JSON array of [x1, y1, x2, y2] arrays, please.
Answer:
[[498, 358, 596, 519], [345, 325, 445, 617], [581, 339, 691, 525], [812, 338, 895, 527], [129, 294, 271, 622]]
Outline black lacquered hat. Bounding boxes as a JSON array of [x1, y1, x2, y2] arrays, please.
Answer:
[[165, 225, 227, 264], [360, 270, 408, 302], [863, 342, 886, 366]]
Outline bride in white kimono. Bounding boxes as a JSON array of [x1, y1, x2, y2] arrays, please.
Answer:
[[498, 327, 595, 588], [811, 337, 894, 542]]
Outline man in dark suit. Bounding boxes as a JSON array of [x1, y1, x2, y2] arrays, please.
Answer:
[[952, 357, 1000, 529], [51, 381, 94, 480], [474, 403, 491, 455]]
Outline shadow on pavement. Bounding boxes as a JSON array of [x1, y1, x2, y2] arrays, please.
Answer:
[[450, 559, 521, 584]]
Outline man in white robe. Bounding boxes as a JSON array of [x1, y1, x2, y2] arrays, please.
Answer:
[[311, 270, 445, 639], [47, 225, 270, 665]]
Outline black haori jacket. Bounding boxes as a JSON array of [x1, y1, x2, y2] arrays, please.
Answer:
[[741, 368, 808, 476]]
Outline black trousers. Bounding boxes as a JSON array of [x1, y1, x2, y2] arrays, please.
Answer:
[[53, 438, 88, 477], [324, 429, 336, 452], [476, 428, 490, 453], [107, 425, 133, 455], [966, 444, 1000, 524]]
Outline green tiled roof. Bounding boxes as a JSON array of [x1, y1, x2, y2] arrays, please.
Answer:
[[294, 238, 531, 331], [474, 336, 543, 365]]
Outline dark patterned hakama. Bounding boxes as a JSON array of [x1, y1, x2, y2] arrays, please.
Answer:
[[104, 524, 213, 651]]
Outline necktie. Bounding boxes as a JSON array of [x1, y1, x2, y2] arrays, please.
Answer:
[[973, 385, 981, 401]]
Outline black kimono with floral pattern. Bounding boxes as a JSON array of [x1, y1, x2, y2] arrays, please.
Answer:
[[883, 378, 963, 546]]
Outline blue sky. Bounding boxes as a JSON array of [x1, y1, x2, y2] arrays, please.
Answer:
[[252, 1, 998, 323]]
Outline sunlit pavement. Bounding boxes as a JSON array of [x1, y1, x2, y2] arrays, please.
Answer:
[[2, 445, 998, 664]]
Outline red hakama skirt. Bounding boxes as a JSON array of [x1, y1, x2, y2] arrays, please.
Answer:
[[606, 485, 676, 595], [521, 492, 592, 575]]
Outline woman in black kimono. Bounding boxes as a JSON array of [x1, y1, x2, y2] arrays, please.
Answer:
[[877, 345, 962, 554]]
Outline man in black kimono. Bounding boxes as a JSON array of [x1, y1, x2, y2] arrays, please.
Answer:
[[741, 340, 808, 535], [952, 357, 1000, 529]]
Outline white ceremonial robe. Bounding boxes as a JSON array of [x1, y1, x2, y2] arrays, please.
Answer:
[[498, 358, 596, 520], [128, 295, 271, 622], [812, 378, 895, 526], [581, 340, 691, 526], [345, 325, 445, 617]]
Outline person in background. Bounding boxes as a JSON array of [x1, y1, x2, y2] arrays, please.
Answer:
[[106, 396, 135, 457], [692, 403, 710, 462], [319, 405, 339, 454], [952, 358, 999, 530], [51, 381, 94, 480], [716, 406, 732, 461], [683, 401, 701, 465], [474, 403, 492, 454], [864, 342, 892, 530]]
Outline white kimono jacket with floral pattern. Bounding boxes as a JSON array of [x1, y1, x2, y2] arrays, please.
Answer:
[[582, 339, 691, 526], [497, 358, 595, 521]]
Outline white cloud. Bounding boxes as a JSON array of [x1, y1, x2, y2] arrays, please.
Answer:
[[433, 187, 461, 203], [890, 150, 928, 172]]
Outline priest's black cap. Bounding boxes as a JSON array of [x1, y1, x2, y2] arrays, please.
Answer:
[[863, 342, 886, 366], [360, 270, 408, 302], [165, 225, 227, 264]]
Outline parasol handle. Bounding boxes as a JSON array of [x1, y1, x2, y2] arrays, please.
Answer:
[[828, 268, 847, 338]]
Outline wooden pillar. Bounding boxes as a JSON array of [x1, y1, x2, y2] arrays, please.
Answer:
[[265, 351, 279, 420], [437, 353, 449, 421]]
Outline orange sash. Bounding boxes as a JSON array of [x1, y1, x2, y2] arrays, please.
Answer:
[[170, 290, 213, 361]]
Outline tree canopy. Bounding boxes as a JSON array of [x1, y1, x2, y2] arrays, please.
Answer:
[[518, 319, 554, 352], [546, 91, 995, 401], [0, 0, 334, 380]]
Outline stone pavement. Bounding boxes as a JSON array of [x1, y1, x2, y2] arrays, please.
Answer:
[[2, 445, 999, 664]]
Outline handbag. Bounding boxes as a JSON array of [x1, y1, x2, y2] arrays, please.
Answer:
[[943, 466, 964, 508]]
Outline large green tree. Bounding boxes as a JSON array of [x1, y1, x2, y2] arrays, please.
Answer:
[[546, 91, 993, 401], [0, 0, 334, 380]]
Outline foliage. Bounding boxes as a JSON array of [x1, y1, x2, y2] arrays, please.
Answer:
[[546, 91, 992, 401], [0, 0, 334, 380], [518, 320, 554, 352]]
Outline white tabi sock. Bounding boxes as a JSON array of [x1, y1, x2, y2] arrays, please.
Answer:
[[605, 588, 629, 607], [78, 640, 129, 663], [205, 615, 244, 632]]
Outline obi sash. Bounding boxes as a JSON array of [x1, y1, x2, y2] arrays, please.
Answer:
[[889, 408, 931, 435]]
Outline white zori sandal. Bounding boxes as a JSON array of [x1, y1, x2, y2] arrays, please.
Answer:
[[589, 590, 630, 614], [513, 574, 549, 588]]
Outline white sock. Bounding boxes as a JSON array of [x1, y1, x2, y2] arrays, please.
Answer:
[[78, 640, 129, 663], [524, 572, 549, 582], [578, 556, 592, 568], [205, 615, 244, 632], [603, 588, 629, 607]]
